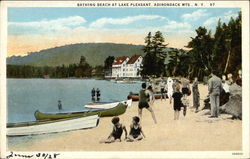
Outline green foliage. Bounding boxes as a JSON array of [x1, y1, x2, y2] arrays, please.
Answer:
[[7, 56, 94, 78], [104, 56, 115, 69], [167, 49, 191, 77], [185, 26, 214, 79], [7, 43, 144, 67], [93, 65, 104, 78], [141, 31, 168, 77], [165, 11, 241, 80]]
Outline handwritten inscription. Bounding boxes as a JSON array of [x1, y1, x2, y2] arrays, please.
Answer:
[[7, 152, 60, 159]]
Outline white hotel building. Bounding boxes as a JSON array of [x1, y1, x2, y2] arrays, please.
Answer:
[[111, 55, 142, 78]]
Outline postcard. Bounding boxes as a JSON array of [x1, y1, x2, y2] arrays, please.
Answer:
[[0, 1, 249, 159]]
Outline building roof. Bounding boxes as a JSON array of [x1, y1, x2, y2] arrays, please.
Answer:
[[112, 56, 128, 65], [126, 55, 141, 64]]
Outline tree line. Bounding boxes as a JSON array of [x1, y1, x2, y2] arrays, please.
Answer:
[[7, 56, 104, 78], [141, 11, 242, 80], [7, 12, 241, 80]]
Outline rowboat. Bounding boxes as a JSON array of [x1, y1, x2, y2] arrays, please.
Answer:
[[35, 102, 128, 121], [116, 80, 136, 84], [7, 115, 99, 136], [127, 92, 166, 101], [84, 99, 132, 109]]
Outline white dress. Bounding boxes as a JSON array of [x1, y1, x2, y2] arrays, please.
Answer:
[[167, 77, 174, 98], [222, 81, 230, 93]]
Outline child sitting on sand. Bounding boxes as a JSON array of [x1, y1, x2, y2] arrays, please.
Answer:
[[100, 116, 127, 143], [172, 84, 183, 120], [126, 116, 145, 142]]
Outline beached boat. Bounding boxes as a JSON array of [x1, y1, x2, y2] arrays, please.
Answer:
[[127, 92, 166, 101], [115, 80, 136, 84], [84, 99, 132, 109], [7, 115, 99, 136], [35, 102, 128, 121]]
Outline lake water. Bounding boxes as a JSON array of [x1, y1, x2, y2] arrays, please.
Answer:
[[7, 79, 142, 123]]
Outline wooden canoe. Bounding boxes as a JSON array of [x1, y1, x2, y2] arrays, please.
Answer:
[[84, 99, 132, 109], [7, 115, 99, 136], [35, 102, 127, 121]]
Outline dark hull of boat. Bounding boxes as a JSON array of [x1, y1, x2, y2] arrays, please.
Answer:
[[34, 103, 127, 121], [127, 93, 166, 101]]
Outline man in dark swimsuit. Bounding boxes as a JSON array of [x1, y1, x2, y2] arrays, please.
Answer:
[[138, 83, 157, 124]]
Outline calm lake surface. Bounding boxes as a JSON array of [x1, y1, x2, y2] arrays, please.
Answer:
[[7, 79, 142, 123]]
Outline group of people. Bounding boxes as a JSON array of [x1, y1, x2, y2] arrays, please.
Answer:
[[91, 88, 101, 101], [100, 116, 145, 143], [138, 77, 199, 122], [157, 77, 201, 118], [207, 70, 242, 118], [100, 78, 196, 143], [100, 70, 242, 143]]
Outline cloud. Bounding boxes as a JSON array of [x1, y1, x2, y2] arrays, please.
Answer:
[[8, 16, 86, 34], [203, 17, 218, 27], [89, 15, 166, 28], [181, 9, 209, 21], [162, 20, 192, 30], [223, 10, 238, 21], [8, 16, 194, 56], [7, 14, 195, 56], [203, 10, 238, 29], [142, 20, 193, 37]]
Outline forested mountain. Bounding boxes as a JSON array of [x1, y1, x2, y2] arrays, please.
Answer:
[[7, 43, 145, 67]]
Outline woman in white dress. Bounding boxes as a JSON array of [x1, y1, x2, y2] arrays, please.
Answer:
[[222, 75, 230, 93], [167, 77, 174, 104]]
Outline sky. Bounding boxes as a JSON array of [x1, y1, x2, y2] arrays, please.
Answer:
[[7, 7, 240, 57]]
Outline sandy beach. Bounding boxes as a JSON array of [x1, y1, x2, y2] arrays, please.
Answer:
[[8, 84, 242, 151]]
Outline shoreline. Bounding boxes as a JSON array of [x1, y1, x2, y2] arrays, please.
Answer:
[[7, 84, 242, 151]]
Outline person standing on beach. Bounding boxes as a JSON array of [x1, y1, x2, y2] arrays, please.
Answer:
[[192, 77, 200, 113], [146, 86, 155, 107], [91, 88, 96, 101], [208, 71, 223, 118], [138, 83, 157, 124], [181, 77, 190, 96], [167, 77, 174, 104], [172, 85, 183, 120], [159, 79, 166, 101], [203, 76, 208, 85], [181, 77, 190, 110], [172, 79, 180, 92]]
